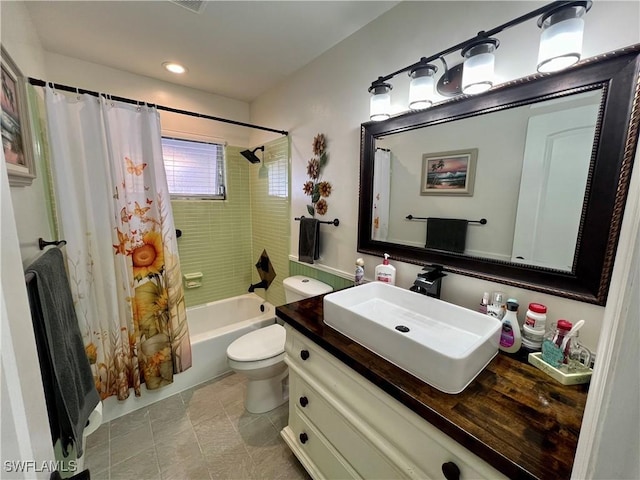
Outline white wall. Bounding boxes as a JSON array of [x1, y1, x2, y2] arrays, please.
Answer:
[[42, 52, 254, 148], [1, 1, 54, 267], [250, 0, 640, 351], [573, 147, 640, 479], [1, 3, 55, 475], [2, 154, 55, 479]]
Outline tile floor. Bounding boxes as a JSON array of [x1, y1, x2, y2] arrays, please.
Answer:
[[85, 373, 310, 480]]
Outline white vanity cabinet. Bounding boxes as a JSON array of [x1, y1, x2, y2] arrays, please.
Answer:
[[280, 324, 507, 480]]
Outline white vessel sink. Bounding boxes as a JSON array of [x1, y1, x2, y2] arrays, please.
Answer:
[[323, 282, 502, 394]]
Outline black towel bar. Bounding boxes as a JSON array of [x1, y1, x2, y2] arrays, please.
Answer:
[[38, 238, 67, 250], [295, 216, 339, 226], [405, 215, 487, 225]]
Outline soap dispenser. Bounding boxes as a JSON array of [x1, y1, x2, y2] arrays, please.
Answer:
[[375, 253, 396, 285]]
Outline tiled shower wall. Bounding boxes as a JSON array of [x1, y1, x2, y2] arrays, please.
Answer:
[[172, 140, 291, 307], [171, 147, 253, 307], [250, 137, 290, 307]]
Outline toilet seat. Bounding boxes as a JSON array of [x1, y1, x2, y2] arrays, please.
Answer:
[[227, 323, 285, 362], [227, 352, 286, 371]]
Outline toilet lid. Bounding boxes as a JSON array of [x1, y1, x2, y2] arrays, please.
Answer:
[[227, 324, 286, 362]]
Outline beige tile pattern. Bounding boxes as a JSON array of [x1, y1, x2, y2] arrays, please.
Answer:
[[85, 373, 310, 480]]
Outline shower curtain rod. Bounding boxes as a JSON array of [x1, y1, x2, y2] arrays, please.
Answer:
[[28, 77, 289, 137]]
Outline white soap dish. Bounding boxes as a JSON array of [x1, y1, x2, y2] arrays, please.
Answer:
[[528, 352, 592, 386]]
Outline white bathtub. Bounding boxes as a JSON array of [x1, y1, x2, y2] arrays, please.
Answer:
[[102, 293, 276, 422], [186, 293, 277, 380]]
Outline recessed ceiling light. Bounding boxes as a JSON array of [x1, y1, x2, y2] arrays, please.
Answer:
[[162, 62, 187, 74]]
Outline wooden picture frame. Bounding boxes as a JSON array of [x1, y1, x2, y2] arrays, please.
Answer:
[[420, 148, 477, 196], [1, 46, 36, 187]]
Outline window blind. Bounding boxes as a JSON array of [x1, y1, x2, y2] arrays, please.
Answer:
[[267, 141, 289, 198], [162, 137, 226, 199]]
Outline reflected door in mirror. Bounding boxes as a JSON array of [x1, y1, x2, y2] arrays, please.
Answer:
[[511, 103, 597, 270]]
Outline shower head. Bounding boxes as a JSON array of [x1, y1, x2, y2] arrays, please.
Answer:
[[240, 146, 264, 164]]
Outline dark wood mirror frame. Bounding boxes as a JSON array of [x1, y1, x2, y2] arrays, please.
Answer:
[[358, 45, 640, 305]]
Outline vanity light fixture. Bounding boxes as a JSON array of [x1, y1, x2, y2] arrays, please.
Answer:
[[162, 62, 187, 74], [367, 0, 591, 120]]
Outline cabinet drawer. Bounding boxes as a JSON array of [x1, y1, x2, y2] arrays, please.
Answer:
[[286, 408, 357, 480], [290, 372, 407, 480], [285, 325, 507, 480]]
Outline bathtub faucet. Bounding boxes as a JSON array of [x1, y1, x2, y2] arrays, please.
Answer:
[[248, 280, 269, 292]]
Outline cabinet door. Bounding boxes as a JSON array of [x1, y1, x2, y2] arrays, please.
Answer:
[[290, 370, 407, 479]]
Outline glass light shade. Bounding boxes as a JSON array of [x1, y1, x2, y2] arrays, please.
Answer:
[[409, 65, 437, 109], [462, 41, 497, 95], [537, 6, 586, 73], [369, 83, 392, 121]]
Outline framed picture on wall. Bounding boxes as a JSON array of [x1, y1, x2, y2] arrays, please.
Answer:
[[420, 148, 477, 196], [1, 46, 36, 187]]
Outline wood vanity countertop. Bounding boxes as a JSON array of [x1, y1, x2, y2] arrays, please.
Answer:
[[276, 294, 589, 480]]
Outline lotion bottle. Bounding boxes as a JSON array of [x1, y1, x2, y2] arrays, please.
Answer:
[[375, 253, 396, 285], [499, 301, 522, 353]]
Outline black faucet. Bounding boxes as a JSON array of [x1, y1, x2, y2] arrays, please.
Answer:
[[410, 264, 446, 299], [248, 280, 269, 292]]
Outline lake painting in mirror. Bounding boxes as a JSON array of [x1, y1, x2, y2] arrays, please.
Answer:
[[374, 90, 602, 273]]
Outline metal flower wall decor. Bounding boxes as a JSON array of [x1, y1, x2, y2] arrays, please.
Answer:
[[303, 133, 332, 216]]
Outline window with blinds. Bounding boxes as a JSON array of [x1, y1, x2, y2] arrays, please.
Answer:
[[162, 137, 226, 200], [267, 155, 288, 198]]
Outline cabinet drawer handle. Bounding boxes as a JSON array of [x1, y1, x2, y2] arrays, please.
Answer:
[[299, 396, 309, 407], [442, 461, 461, 480], [300, 349, 310, 360], [299, 432, 309, 444]]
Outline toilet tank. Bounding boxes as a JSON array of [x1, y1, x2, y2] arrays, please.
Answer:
[[283, 275, 333, 303]]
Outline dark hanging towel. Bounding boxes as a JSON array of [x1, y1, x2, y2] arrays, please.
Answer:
[[25, 248, 100, 458], [298, 217, 320, 264], [426, 218, 469, 253]]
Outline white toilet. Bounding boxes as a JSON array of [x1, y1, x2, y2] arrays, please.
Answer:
[[226, 275, 333, 413]]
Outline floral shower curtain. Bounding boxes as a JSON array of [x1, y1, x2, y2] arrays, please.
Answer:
[[44, 86, 191, 400]]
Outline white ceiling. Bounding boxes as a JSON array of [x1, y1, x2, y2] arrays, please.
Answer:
[[25, 1, 399, 103]]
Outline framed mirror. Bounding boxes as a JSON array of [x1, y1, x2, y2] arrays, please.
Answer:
[[358, 45, 640, 305]]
